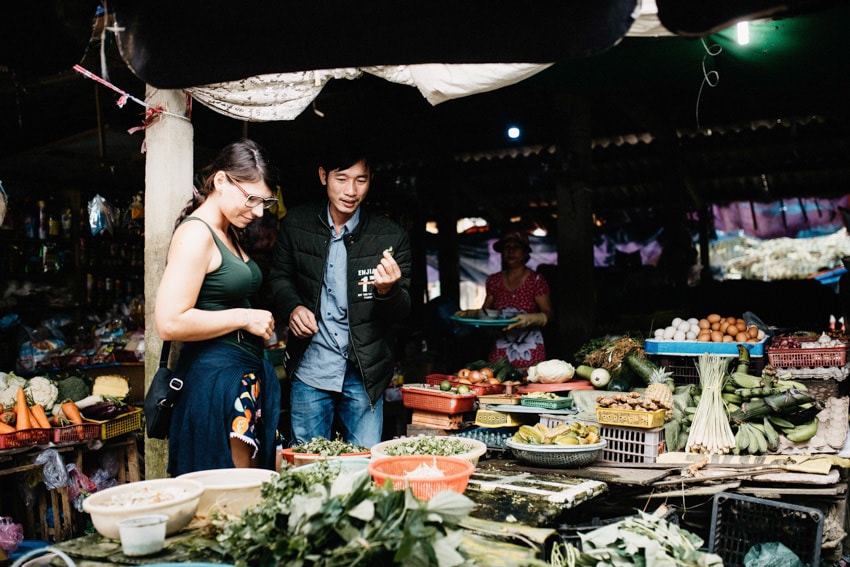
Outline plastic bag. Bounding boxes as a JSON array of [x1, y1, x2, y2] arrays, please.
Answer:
[[0, 516, 24, 554], [98, 448, 120, 480], [90, 468, 119, 492], [66, 463, 98, 512], [34, 449, 69, 490], [88, 194, 115, 236], [743, 542, 805, 567]]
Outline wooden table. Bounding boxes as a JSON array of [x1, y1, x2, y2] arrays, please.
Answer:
[[0, 435, 141, 543]]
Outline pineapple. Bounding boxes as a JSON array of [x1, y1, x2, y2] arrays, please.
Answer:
[[645, 367, 675, 420]]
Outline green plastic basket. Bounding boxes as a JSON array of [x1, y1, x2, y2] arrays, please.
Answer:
[[520, 396, 573, 410]]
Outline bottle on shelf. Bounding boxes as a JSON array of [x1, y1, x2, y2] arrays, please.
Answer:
[[37, 200, 48, 240], [23, 205, 35, 239], [61, 208, 72, 239]]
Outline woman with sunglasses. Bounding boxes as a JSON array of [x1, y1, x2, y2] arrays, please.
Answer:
[[154, 138, 282, 475]]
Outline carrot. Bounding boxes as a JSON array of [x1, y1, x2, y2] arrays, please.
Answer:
[[0, 421, 14, 434], [15, 387, 30, 431], [61, 400, 83, 425], [30, 404, 51, 429], [49, 415, 70, 427]]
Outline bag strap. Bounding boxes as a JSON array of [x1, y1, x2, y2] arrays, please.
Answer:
[[160, 341, 171, 369]]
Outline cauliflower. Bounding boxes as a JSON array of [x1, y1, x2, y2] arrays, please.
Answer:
[[25, 376, 59, 412], [0, 373, 28, 409]]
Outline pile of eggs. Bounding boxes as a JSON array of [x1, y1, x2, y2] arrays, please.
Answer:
[[654, 315, 766, 343]]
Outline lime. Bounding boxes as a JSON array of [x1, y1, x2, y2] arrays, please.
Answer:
[[456, 384, 471, 395], [439, 380, 452, 391]]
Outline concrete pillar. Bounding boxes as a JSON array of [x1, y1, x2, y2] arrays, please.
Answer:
[[143, 87, 193, 479]]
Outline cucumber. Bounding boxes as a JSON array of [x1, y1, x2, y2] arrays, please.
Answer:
[[623, 352, 662, 386]]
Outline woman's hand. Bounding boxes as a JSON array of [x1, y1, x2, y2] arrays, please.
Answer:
[[454, 309, 480, 318], [503, 312, 548, 331], [243, 308, 276, 341]]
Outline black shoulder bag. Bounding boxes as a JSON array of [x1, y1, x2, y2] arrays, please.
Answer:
[[144, 341, 184, 439]]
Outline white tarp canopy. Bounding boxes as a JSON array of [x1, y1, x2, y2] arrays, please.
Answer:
[[187, 3, 670, 122]]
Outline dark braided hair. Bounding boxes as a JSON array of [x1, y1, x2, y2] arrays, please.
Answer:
[[174, 138, 274, 229]]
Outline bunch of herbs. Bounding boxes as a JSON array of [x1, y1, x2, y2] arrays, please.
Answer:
[[291, 436, 369, 455], [212, 461, 475, 566]]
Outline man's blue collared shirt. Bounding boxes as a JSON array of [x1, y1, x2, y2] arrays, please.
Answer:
[[293, 206, 361, 392]]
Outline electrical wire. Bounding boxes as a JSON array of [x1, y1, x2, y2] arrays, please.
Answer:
[[695, 37, 722, 130]]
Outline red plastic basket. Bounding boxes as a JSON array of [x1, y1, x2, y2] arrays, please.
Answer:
[[401, 386, 477, 414], [0, 428, 51, 450], [425, 374, 504, 395], [767, 337, 847, 368], [51, 422, 101, 444], [368, 455, 474, 500]]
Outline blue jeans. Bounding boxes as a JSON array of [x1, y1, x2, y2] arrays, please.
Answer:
[[290, 363, 383, 447]]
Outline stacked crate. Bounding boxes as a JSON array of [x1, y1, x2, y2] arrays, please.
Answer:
[[539, 414, 665, 464], [644, 338, 766, 386], [400, 385, 477, 435], [766, 334, 848, 400]]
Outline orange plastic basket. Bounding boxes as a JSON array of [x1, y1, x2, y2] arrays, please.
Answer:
[[368, 455, 474, 501], [400, 385, 477, 414]]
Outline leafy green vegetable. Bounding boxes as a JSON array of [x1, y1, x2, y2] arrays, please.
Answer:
[[383, 436, 472, 457], [56, 375, 92, 402], [292, 436, 369, 455], [213, 461, 475, 566], [551, 509, 723, 566]]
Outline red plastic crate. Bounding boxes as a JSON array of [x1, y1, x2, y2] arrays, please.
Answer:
[[767, 336, 847, 368], [401, 385, 477, 414], [425, 374, 504, 395], [51, 422, 101, 444], [0, 428, 51, 450]]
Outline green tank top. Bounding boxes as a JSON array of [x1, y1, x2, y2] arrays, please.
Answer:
[[182, 217, 264, 357]]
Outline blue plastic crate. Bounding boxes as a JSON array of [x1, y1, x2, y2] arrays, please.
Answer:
[[453, 426, 517, 450]]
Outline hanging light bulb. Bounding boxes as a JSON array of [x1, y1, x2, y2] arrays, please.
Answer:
[[736, 21, 750, 45]]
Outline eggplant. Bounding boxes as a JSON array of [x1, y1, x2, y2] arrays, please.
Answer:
[[81, 401, 129, 421]]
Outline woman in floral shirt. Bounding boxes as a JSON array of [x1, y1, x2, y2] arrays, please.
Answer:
[[482, 232, 552, 368]]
